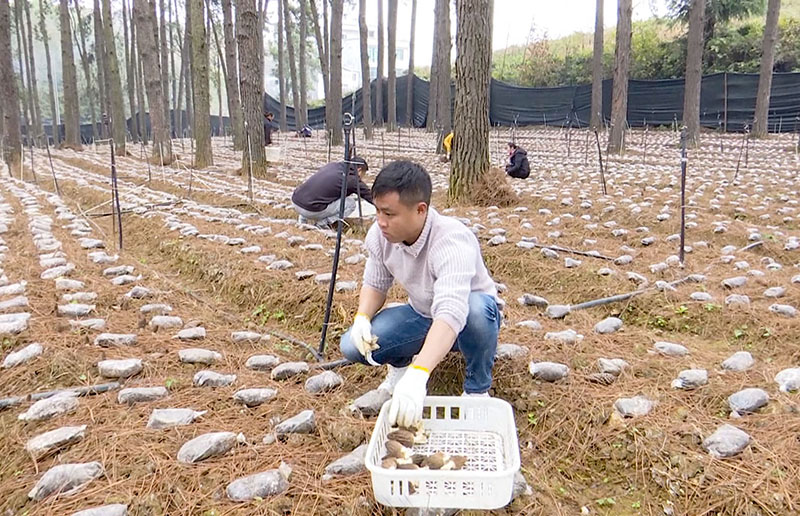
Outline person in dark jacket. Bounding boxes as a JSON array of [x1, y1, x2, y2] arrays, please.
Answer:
[[263, 112, 279, 146], [291, 156, 373, 227], [505, 142, 530, 179]]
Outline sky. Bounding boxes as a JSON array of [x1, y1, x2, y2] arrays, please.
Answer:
[[354, 0, 671, 68]]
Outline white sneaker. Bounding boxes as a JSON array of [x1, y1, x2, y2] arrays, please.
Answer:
[[461, 391, 490, 398], [378, 365, 408, 395]]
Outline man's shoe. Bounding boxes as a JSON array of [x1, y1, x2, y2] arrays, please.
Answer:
[[461, 391, 490, 398], [378, 365, 408, 395]]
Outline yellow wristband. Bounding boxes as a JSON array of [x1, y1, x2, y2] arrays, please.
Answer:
[[410, 364, 430, 374], [355, 312, 370, 320]]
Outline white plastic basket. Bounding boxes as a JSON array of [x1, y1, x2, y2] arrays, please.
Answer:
[[365, 396, 520, 510]]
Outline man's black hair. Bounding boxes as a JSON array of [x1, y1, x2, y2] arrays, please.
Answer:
[[371, 160, 432, 206], [350, 155, 368, 171], [508, 142, 517, 149]]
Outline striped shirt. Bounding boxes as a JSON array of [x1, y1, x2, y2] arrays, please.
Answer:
[[363, 207, 497, 334]]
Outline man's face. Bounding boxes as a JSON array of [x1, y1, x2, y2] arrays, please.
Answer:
[[374, 192, 427, 244]]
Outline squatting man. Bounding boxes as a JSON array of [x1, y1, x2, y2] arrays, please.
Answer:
[[341, 160, 501, 427]]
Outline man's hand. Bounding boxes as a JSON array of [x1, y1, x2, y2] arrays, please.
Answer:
[[351, 313, 379, 364], [388, 365, 429, 427]]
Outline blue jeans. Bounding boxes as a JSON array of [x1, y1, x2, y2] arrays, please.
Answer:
[[340, 292, 501, 393]]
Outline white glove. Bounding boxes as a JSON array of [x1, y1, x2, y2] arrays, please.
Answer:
[[351, 313, 380, 365], [388, 365, 429, 427]]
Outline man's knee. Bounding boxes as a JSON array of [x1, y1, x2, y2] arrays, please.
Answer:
[[339, 329, 366, 364]]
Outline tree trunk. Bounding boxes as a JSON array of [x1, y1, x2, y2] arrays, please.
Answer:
[[41, 0, 61, 142], [0, 0, 22, 171], [308, 0, 329, 117], [387, 0, 397, 131], [184, 0, 194, 132], [329, 0, 343, 145], [405, 0, 416, 127], [170, 0, 178, 135], [159, 0, 170, 128], [23, 0, 43, 141], [135, 0, 173, 163], [236, 0, 267, 177], [18, 0, 35, 141], [283, 0, 300, 131], [449, 0, 491, 202], [277, 0, 287, 130], [136, 32, 148, 144], [298, 0, 308, 128], [682, 0, 705, 147], [358, 0, 372, 138], [752, 0, 781, 137], [72, 0, 97, 142], [590, 0, 603, 130], [222, 0, 243, 149], [607, 0, 632, 154], [14, 1, 30, 140], [434, 0, 451, 139], [102, 0, 127, 153], [190, 0, 213, 167], [375, 0, 384, 125], [426, 0, 438, 132], [61, 0, 82, 148], [93, 0, 108, 138], [122, 0, 139, 142]]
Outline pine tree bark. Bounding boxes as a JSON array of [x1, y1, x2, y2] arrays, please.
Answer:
[[93, 0, 108, 138], [298, 0, 308, 128], [375, 0, 384, 125], [308, 0, 329, 119], [184, 0, 194, 131], [136, 36, 148, 144], [18, 0, 37, 141], [0, 0, 22, 171], [387, 0, 398, 131], [590, 0, 603, 129], [72, 0, 97, 142], [405, 0, 416, 127], [682, 0, 705, 147], [433, 0, 451, 139], [607, 0, 632, 154], [449, 0, 491, 202], [236, 0, 268, 177], [426, 0, 438, 132], [14, 1, 31, 139], [222, 0, 243, 149], [102, 0, 127, 153], [122, 0, 140, 142], [753, 0, 781, 137], [135, 0, 173, 163], [23, 0, 43, 141], [60, 0, 82, 148], [329, 0, 343, 145], [190, 0, 213, 167], [159, 0, 170, 127], [358, 0, 372, 138], [277, 0, 288, 130], [283, 0, 300, 131]]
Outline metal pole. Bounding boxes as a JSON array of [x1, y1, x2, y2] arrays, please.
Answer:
[[43, 133, 60, 196], [593, 130, 607, 196], [319, 113, 355, 356], [109, 137, 123, 250], [679, 127, 687, 265]]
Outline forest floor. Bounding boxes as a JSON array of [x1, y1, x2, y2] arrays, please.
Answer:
[[0, 126, 799, 516]]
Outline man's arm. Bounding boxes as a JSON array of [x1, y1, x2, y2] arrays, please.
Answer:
[[356, 285, 387, 319], [411, 319, 457, 371], [505, 154, 520, 173]]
